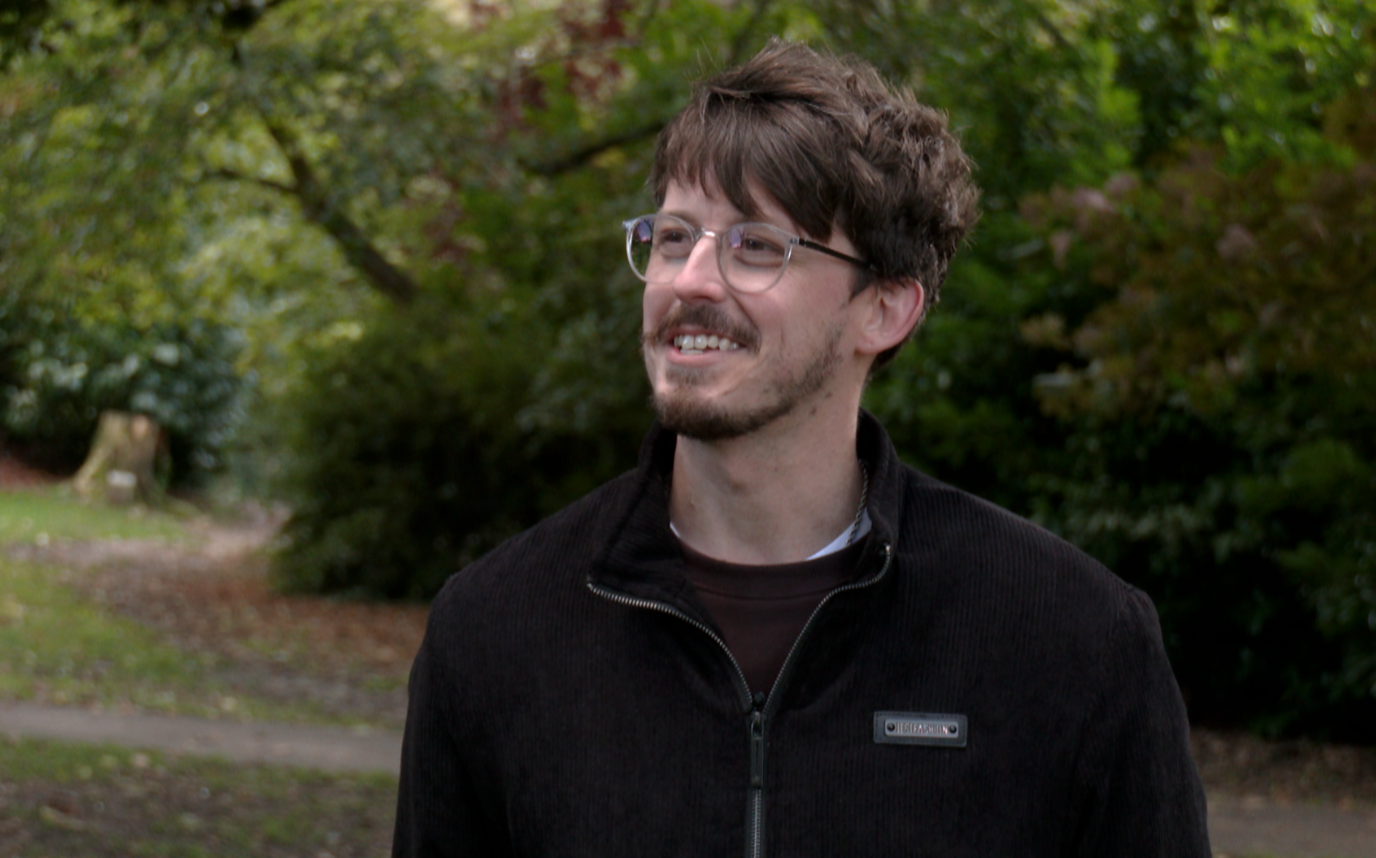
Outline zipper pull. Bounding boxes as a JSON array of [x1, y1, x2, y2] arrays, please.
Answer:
[[749, 707, 765, 789]]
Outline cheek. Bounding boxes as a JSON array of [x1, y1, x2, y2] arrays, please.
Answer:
[[772, 297, 848, 357], [642, 283, 672, 331], [757, 299, 807, 352]]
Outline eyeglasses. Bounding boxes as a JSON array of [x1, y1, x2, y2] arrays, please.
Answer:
[[622, 213, 871, 294]]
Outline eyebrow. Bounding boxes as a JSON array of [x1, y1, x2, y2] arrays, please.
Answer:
[[654, 208, 702, 224], [656, 209, 794, 233]]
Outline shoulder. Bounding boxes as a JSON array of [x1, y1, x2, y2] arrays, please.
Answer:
[[873, 467, 1178, 725], [894, 465, 1141, 637], [424, 468, 641, 638]]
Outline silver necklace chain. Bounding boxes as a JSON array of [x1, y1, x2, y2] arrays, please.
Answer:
[[846, 461, 869, 547]]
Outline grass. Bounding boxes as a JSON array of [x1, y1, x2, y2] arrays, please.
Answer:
[[0, 555, 376, 725], [0, 554, 211, 710], [0, 487, 187, 544], [0, 489, 209, 714], [0, 736, 395, 857], [0, 487, 403, 854], [0, 488, 389, 726]]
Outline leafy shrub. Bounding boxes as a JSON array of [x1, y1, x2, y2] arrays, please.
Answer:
[[271, 288, 646, 600], [1006, 138, 1376, 739], [0, 293, 245, 482]]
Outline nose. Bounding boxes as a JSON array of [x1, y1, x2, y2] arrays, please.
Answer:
[[670, 231, 730, 304]]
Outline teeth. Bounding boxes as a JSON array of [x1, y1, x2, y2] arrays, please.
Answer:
[[673, 334, 740, 352]]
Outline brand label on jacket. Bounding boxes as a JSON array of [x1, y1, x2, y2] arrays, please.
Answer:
[[873, 712, 968, 748]]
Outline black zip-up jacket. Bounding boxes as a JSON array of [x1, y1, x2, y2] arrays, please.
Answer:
[[394, 414, 1211, 857]]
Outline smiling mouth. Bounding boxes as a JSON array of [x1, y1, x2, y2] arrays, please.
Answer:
[[645, 304, 758, 356], [673, 333, 743, 355]]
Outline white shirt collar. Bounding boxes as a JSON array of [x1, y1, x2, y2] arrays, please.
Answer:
[[668, 509, 870, 562]]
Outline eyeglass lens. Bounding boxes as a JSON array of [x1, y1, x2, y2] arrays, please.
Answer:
[[626, 215, 792, 293]]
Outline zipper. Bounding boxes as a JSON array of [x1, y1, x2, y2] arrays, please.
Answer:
[[748, 706, 765, 858], [744, 541, 893, 858], [585, 582, 754, 710], [588, 540, 894, 858]]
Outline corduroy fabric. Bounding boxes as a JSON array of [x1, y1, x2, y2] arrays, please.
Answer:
[[393, 413, 1210, 857]]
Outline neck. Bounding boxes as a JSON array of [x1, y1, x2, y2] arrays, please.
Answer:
[[668, 397, 865, 565]]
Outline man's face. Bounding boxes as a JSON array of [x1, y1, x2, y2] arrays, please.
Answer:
[[641, 180, 867, 441]]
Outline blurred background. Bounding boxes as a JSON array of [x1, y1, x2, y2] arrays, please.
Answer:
[[1, 0, 1373, 755]]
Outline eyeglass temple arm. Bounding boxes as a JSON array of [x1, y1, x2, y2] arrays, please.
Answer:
[[794, 237, 875, 272]]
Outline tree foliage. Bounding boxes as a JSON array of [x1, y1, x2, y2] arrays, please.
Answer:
[[1017, 87, 1376, 731], [0, 292, 244, 477]]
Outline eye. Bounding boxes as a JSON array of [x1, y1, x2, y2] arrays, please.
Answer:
[[728, 226, 788, 267], [653, 222, 696, 258]]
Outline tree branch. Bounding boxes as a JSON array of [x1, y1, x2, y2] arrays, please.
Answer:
[[523, 120, 667, 177], [206, 166, 295, 195], [519, 0, 771, 180], [1032, 10, 1073, 53], [257, 112, 419, 306]]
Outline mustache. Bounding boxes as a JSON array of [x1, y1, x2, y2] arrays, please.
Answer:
[[643, 304, 760, 352]]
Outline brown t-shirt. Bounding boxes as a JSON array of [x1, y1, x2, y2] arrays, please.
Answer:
[[680, 537, 868, 695]]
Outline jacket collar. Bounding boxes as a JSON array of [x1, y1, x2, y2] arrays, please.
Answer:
[[589, 411, 906, 602]]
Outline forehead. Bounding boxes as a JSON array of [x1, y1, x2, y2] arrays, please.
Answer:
[[659, 180, 798, 233]]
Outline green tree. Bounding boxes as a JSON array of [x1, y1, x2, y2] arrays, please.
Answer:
[[1016, 69, 1376, 733]]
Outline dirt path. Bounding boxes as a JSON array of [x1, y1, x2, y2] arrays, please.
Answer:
[[6, 509, 425, 729], [0, 701, 401, 774], [1209, 794, 1376, 857]]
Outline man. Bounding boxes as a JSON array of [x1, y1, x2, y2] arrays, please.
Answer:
[[394, 40, 1211, 857]]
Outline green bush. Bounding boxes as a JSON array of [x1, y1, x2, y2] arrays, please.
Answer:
[[271, 288, 647, 600], [0, 294, 245, 482], [996, 137, 1376, 739]]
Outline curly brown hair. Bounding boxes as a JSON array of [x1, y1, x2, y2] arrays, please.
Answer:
[[651, 39, 980, 367]]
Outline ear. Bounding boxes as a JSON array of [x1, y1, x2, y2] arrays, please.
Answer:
[[855, 278, 925, 357]]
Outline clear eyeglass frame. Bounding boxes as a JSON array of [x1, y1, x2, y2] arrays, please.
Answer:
[[622, 213, 871, 294]]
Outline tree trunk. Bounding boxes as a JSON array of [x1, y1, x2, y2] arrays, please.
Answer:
[[72, 411, 168, 504]]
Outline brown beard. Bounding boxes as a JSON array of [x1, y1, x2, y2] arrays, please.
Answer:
[[645, 314, 844, 442]]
